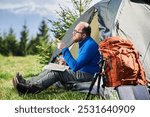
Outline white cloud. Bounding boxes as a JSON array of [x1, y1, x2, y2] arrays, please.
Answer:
[[0, 0, 72, 16]]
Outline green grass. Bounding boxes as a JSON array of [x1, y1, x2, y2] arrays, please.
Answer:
[[0, 55, 100, 100]]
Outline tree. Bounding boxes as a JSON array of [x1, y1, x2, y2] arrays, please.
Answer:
[[2, 28, 18, 56], [27, 19, 50, 55], [49, 0, 93, 40], [37, 42, 56, 64], [71, 0, 93, 16], [48, 6, 77, 40], [35, 19, 54, 64], [19, 23, 29, 56], [27, 36, 38, 55], [0, 32, 5, 55], [37, 20, 49, 44]]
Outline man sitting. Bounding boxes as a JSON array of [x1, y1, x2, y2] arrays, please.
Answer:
[[12, 22, 101, 94]]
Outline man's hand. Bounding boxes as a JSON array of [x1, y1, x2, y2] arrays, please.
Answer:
[[57, 57, 66, 65], [57, 41, 66, 51]]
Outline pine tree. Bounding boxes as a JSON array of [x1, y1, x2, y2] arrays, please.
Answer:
[[27, 36, 38, 55], [0, 32, 5, 55], [19, 23, 29, 56], [37, 20, 49, 43], [72, 0, 93, 16], [2, 28, 18, 56], [49, 0, 93, 40], [35, 19, 53, 64]]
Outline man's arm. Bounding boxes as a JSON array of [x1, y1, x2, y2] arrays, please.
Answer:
[[62, 43, 98, 72]]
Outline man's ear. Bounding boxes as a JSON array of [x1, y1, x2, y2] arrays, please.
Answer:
[[82, 34, 86, 38]]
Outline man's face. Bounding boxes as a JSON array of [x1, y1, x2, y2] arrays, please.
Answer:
[[72, 23, 85, 43]]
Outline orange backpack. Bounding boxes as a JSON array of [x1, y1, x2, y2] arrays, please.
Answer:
[[99, 36, 147, 87]]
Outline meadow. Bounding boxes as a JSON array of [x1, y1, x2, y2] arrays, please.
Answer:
[[0, 55, 99, 100]]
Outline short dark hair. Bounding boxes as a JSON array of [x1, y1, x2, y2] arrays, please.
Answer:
[[82, 25, 91, 36], [79, 22, 91, 36]]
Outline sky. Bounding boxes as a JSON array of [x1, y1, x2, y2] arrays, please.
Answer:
[[0, 0, 99, 40]]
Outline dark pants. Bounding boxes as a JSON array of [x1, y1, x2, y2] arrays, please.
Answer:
[[25, 69, 93, 93]]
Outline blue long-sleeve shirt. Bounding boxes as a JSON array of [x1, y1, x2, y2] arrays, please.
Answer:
[[62, 36, 101, 75]]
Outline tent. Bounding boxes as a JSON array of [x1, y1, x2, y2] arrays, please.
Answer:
[[50, 0, 150, 81]]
